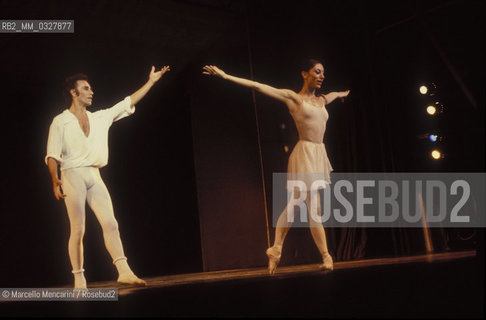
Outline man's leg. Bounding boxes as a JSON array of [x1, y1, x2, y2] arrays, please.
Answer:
[[86, 169, 146, 286], [61, 169, 88, 288], [306, 190, 333, 271]]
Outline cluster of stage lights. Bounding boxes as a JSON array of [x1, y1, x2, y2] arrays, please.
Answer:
[[419, 83, 445, 160]]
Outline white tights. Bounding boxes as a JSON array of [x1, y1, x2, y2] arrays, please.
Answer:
[[61, 167, 133, 284], [273, 190, 330, 258]]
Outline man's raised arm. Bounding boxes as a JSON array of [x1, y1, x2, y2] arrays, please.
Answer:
[[129, 66, 171, 108]]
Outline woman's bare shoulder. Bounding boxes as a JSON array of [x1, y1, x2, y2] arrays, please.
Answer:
[[318, 94, 328, 106]]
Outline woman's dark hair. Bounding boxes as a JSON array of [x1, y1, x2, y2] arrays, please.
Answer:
[[63, 73, 88, 104], [300, 59, 323, 72]]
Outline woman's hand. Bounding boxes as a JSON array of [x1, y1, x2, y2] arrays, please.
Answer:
[[202, 65, 227, 79], [339, 90, 350, 102], [340, 90, 350, 98]]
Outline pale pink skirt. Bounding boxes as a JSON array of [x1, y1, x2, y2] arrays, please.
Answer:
[[287, 140, 333, 188]]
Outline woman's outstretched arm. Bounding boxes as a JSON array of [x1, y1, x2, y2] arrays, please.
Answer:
[[323, 90, 350, 105], [203, 65, 300, 110]]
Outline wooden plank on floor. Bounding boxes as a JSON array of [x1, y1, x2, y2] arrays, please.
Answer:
[[60, 250, 477, 296]]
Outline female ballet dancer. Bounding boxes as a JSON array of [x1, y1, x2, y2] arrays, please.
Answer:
[[203, 60, 349, 274]]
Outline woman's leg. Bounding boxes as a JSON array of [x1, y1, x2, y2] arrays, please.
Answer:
[[306, 190, 333, 270], [267, 190, 304, 274], [266, 207, 290, 275]]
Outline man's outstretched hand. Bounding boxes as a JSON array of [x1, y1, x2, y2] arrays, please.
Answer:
[[130, 65, 171, 106], [149, 66, 171, 84]]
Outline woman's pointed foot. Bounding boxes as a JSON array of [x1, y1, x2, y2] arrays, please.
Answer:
[[266, 246, 282, 275], [319, 252, 334, 271]]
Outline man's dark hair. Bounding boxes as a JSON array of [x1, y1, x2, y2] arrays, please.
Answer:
[[63, 73, 88, 105]]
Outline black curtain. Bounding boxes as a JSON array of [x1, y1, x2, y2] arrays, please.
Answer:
[[0, 0, 482, 284], [192, 0, 483, 270]]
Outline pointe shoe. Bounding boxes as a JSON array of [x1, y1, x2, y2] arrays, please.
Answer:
[[117, 273, 147, 286], [266, 246, 282, 275], [319, 252, 334, 271]]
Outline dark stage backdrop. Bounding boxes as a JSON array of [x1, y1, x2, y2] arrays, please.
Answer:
[[0, 0, 243, 286], [190, 0, 484, 270], [0, 0, 484, 284]]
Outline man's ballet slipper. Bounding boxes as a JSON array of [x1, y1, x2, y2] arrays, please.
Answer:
[[117, 273, 147, 286], [72, 269, 87, 288]]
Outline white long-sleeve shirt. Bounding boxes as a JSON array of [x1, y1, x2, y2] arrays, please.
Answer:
[[45, 96, 135, 171]]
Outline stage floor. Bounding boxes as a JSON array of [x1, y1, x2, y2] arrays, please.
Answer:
[[85, 250, 477, 296], [2, 249, 482, 318]]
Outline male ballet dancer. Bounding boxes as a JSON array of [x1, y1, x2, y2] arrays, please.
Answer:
[[46, 66, 170, 288]]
